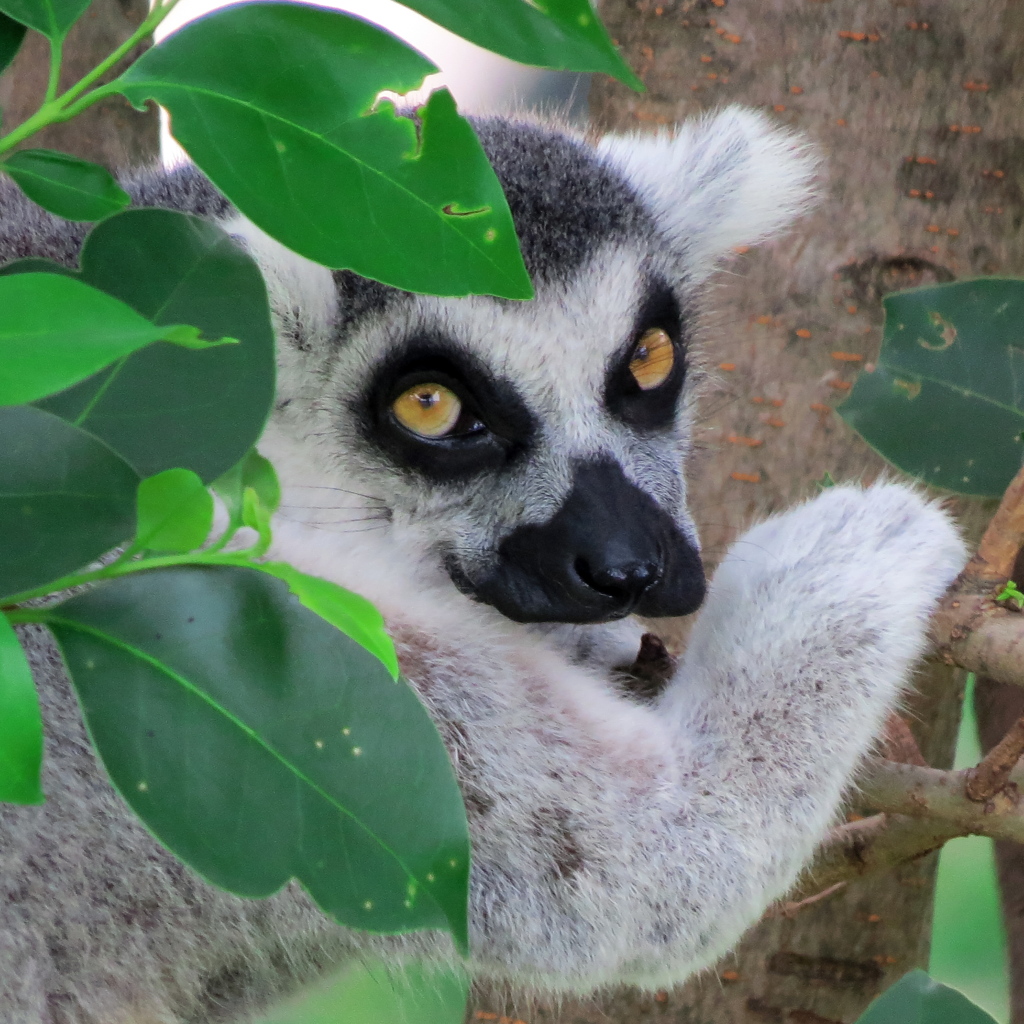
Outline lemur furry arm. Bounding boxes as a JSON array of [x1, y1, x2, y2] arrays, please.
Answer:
[[375, 483, 965, 992]]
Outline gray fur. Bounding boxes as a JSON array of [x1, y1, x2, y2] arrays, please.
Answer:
[[0, 108, 966, 1022]]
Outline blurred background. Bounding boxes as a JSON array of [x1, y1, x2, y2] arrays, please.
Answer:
[[931, 676, 1009, 1021]]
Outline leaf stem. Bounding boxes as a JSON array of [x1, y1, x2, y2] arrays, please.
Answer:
[[4, 608, 51, 625], [45, 36, 63, 104], [0, 546, 261, 610], [0, 0, 181, 158]]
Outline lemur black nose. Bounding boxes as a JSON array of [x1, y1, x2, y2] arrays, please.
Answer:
[[463, 459, 706, 623], [575, 557, 661, 604]]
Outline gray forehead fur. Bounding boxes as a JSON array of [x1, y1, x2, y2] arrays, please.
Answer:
[[127, 163, 235, 220], [471, 117, 655, 282]]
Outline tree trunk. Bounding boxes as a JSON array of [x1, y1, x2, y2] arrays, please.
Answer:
[[470, 1, 1021, 1021], [0, 0, 158, 167]]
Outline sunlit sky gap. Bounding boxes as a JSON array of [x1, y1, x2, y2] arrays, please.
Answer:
[[155, 0, 564, 165]]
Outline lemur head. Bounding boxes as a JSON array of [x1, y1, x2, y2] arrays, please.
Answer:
[[244, 106, 816, 625]]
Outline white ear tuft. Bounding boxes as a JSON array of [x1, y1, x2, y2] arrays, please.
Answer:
[[597, 106, 819, 280]]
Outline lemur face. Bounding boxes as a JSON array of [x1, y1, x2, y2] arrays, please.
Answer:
[[253, 110, 815, 625], [331, 248, 706, 624]]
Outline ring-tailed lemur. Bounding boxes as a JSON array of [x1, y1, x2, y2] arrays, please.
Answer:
[[0, 107, 966, 1023]]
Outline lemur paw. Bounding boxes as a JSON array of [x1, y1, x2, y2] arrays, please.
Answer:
[[716, 482, 967, 618]]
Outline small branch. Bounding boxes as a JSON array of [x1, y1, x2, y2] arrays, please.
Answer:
[[796, 813, 963, 897], [0, 0, 179, 158], [975, 464, 1024, 582], [966, 715, 1024, 802], [858, 758, 1024, 843], [781, 754, 1024, 900], [764, 881, 847, 919], [930, 463, 1024, 689], [881, 712, 927, 767]]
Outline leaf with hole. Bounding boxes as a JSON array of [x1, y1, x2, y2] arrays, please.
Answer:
[[47, 565, 469, 946], [116, 2, 532, 299], [0, 0, 90, 39], [395, 0, 641, 88], [0, 272, 235, 408], [31, 209, 276, 482], [0, 11, 26, 74], [854, 970, 997, 1024], [4, 150, 131, 222], [0, 613, 44, 805], [135, 469, 214, 554], [0, 405, 138, 600], [840, 278, 1024, 497]]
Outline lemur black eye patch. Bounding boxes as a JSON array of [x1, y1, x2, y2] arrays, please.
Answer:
[[359, 335, 538, 480], [604, 279, 689, 430]]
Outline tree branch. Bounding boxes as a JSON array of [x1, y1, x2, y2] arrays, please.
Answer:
[[966, 714, 1024, 802], [790, 813, 963, 901], [931, 464, 1024, 688], [858, 758, 1024, 843], [778, 754, 1024, 906]]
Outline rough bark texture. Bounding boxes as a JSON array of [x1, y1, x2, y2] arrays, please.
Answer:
[[470, 0, 1022, 1021], [0, 0, 158, 168]]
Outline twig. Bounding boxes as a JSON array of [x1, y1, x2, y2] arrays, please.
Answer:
[[777, 754, 1024, 900], [974, 464, 1024, 581], [857, 758, 1024, 843], [794, 813, 963, 897], [965, 715, 1024, 802], [930, 463, 1024, 688], [881, 712, 927, 767], [764, 882, 847, 919]]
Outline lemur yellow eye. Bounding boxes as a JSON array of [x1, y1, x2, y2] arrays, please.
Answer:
[[392, 383, 462, 438], [628, 328, 675, 390]]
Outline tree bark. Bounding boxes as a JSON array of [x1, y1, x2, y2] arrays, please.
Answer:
[[469, 1, 1022, 1021], [0, 0, 158, 168]]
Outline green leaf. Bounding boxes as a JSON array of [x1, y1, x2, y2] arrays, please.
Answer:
[[0, 256, 75, 277], [396, 0, 641, 89], [116, 3, 533, 299], [240, 450, 280, 514], [47, 565, 469, 946], [0, 613, 44, 804], [259, 961, 467, 1024], [3, 149, 131, 222], [840, 278, 1024, 498], [32, 209, 276, 482], [0, 11, 26, 74], [135, 469, 214, 554], [0, 0, 90, 39], [258, 562, 399, 680], [0, 405, 138, 600], [241, 485, 272, 554], [855, 970, 998, 1024], [212, 448, 280, 530], [0, 272, 235, 408]]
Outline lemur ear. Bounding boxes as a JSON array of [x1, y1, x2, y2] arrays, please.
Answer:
[[597, 106, 819, 280]]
